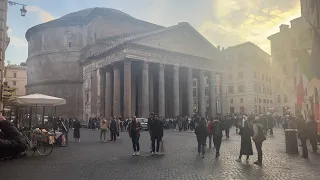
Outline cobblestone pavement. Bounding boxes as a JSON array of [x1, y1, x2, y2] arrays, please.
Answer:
[[1, 127, 320, 180]]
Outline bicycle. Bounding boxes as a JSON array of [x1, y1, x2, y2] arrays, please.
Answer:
[[21, 129, 55, 156]]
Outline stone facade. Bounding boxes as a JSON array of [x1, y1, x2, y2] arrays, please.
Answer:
[[26, 7, 227, 120], [81, 21, 226, 120], [4, 65, 27, 96], [25, 8, 163, 119], [222, 42, 273, 114]]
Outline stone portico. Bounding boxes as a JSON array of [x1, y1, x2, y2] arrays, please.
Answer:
[[82, 22, 226, 119]]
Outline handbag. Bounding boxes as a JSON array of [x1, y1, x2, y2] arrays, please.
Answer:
[[160, 140, 165, 153]]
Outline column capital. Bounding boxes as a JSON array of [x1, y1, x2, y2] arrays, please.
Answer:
[[142, 62, 149, 69], [124, 61, 131, 67], [173, 65, 179, 72], [159, 63, 165, 70]]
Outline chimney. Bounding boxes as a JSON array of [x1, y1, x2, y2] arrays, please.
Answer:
[[217, 46, 221, 51], [222, 47, 225, 51], [279, 24, 289, 32]]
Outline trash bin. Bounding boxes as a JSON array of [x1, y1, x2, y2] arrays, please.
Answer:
[[285, 129, 299, 154]]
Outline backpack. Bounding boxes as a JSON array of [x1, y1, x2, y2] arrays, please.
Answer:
[[207, 122, 213, 133], [256, 125, 266, 142], [213, 120, 222, 136]]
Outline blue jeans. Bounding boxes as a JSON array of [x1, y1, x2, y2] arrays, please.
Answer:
[[131, 135, 140, 152]]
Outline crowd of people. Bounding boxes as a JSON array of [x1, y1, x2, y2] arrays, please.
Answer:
[[1, 109, 318, 163]]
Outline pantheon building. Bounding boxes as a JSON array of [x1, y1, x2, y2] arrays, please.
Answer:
[[25, 8, 227, 120]]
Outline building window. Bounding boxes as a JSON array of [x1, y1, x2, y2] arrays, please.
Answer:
[[255, 98, 257, 102], [254, 72, 257, 78], [284, 94, 288, 103], [259, 98, 261, 103], [230, 99, 234, 104], [193, 80, 197, 87], [204, 77, 208, 85], [94, 33, 97, 40], [193, 89, 197, 97], [228, 73, 233, 80], [86, 92, 89, 103], [263, 99, 266, 103], [205, 88, 209, 96], [270, 100, 273, 104], [90, 37, 93, 44], [240, 98, 243, 103], [13, 81, 16, 86], [228, 85, 234, 93], [266, 76, 268, 82], [277, 95, 281, 103], [262, 74, 264, 81], [68, 41, 72, 48], [238, 84, 245, 93], [13, 72, 17, 78], [43, 44, 46, 50], [238, 72, 243, 80]]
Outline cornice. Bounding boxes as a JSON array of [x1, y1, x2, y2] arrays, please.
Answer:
[[27, 49, 83, 61], [26, 80, 83, 87]]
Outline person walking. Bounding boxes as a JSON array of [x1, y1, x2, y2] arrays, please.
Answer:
[[195, 118, 208, 158], [212, 117, 223, 158], [128, 116, 142, 156], [148, 113, 155, 153], [236, 120, 254, 163], [150, 114, 164, 156], [252, 119, 266, 165], [110, 118, 117, 142], [207, 117, 214, 149], [100, 119, 108, 142], [73, 119, 81, 142]]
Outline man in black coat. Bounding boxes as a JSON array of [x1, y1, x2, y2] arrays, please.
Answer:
[[109, 118, 117, 142], [150, 114, 164, 155], [0, 114, 27, 158]]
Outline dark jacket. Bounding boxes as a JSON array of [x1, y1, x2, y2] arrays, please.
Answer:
[[110, 119, 117, 132], [150, 119, 164, 138], [212, 120, 223, 137], [239, 126, 254, 155], [127, 121, 142, 138], [0, 120, 27, 156], [195, 122, 208, 144]]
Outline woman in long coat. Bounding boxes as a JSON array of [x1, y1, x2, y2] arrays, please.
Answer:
[[73, 119, 81, 142], [236, 120, 253, 163]]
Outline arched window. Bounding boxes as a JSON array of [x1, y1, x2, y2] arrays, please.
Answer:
[[284, 94, 288, 103]]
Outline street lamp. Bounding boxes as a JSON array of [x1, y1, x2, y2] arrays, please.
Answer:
[[8, 1, 27, 17]]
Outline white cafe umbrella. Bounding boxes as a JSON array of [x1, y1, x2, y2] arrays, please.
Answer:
[[9, 93, 66, 106]]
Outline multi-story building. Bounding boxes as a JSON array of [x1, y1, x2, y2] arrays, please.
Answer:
[[4, 64, 27, 96], [268, 17, 312, 115], [223, 42, 273, 114], [0, 0, 10, 109]]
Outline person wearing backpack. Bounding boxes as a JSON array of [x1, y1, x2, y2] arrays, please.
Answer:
[[207, 117, 214, 148], [212, 117, 223, 158], [252, 119, 266, 165]]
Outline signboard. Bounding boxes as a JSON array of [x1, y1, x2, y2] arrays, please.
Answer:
[[301, 0, 320, 28]]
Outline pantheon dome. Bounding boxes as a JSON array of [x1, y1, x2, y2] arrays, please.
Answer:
[[25, 7, 163, 119]]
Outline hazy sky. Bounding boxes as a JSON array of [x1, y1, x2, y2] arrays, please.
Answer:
[[6, 0, 301, 65]]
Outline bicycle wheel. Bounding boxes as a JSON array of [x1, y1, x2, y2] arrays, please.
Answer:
[[36, 140, 53, 156]]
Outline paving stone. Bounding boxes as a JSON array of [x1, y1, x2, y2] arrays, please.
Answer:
[[0, 128, 319, 180]]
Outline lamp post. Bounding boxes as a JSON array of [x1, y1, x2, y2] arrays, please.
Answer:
[[8, 1, 27, 17]]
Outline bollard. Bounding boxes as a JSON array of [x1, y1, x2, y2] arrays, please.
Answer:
[[285, 129, 299, 154]]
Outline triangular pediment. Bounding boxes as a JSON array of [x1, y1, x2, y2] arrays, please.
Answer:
[[131, 23, 219, 59]]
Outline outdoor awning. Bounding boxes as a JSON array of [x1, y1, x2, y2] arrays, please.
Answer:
[[9, 93, 66, 106]]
